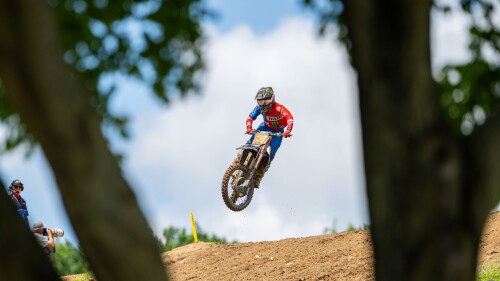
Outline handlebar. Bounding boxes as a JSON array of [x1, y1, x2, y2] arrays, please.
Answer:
[[246, 129, 292, 137]]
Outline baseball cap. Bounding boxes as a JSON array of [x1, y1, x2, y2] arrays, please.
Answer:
[[33, 220, 44, 229], [11, 179, 22, 186], [10, 179, 24, 191]]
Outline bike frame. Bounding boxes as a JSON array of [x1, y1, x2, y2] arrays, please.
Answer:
[[221, 129, 289, 211], [235, 130, 283, 188]]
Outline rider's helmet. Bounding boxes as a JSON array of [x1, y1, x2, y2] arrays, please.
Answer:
[[9, 179, 24, 191], [255, 87, 275, 112]]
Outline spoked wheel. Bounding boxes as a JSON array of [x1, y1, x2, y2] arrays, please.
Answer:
[[221, 163, 254, 212]]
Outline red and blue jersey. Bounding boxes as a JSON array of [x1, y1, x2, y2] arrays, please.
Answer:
[[247, 102, 294, 131]]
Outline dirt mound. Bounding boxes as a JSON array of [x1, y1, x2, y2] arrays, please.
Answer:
[[165, 231, 373, 281], [63, 211, 500, 281], [164, 211, 500, 281], [478, 211, 500, 265]]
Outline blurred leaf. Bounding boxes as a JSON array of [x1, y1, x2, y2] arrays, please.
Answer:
[[302, 0, 500, 136], [0, 0, 213, 153]]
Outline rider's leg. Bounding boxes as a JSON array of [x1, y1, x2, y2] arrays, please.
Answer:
[[253, 163, 270, 189], [253, 131, 284, 188], [268, 133, 283, 161]]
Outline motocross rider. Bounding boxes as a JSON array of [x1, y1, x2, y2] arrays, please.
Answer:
[[246, 86, 294, 188]]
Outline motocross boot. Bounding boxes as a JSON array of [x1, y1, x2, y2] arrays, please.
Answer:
[[253, 163, 270, 189]]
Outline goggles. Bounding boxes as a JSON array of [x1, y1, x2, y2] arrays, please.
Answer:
[[257, 98, 272, 106]]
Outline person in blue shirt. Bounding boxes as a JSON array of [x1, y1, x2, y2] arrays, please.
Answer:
[[8, 179, 29, 226]]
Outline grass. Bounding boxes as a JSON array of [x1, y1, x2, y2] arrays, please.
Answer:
[[68, 272, 95, 281], [478, 261, 500, 281]]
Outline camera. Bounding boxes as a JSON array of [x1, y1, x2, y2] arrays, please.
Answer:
[[42, 228, 64, 238]]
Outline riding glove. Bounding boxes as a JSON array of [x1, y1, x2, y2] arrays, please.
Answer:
[[283, 129, 292, 138], [246, 117, 253, 134]]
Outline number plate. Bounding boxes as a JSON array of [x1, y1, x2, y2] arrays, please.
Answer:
[[252, 133, 268, 145]]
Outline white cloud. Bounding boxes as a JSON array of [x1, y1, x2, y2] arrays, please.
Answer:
[[122, 17, 367, 242], [431, 2, 472, 69], [3, 7, 492, 245], [431, 0, 500, 69]]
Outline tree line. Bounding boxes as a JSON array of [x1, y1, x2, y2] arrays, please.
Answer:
[[53, 224, 237, 276]]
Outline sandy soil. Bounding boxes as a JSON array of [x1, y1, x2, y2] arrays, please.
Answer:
[[478, 211, 500, 265], [63, 211, 500, 281]]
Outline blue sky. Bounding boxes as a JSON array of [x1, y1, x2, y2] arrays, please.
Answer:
[[1, 0, 498, 247], [205, 0, 308, 34]]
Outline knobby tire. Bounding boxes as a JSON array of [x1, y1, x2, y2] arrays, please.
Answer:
[[221, 160, 254, 212]]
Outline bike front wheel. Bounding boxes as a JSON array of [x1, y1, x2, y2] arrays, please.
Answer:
[[221, 163, 254, 212]]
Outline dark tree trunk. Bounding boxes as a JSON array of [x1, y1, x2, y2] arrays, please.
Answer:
[[0, 1, 169, 280], [342, 1, 500, 281], [0, 182, 60, 280]]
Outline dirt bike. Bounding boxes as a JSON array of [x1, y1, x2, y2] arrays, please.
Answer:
[[221, 130, 284, 212]]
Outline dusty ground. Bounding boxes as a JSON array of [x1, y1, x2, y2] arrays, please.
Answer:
[[478, 211, 500, 265], [63, 211, 500, 281]]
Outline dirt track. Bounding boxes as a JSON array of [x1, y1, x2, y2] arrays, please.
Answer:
[[164, 231, 373, 281], [63, 211, 500, 281], [164, 211, 500, 281]]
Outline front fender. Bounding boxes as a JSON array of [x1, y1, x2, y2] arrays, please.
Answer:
[[236, 144, 259, 152], [236, 146, 258, 166]]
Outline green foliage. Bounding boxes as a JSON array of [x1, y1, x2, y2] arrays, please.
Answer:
[[436, 1, 500, 135], [50, 224, 234, 276], [477, 261, 500, 281], [302, 0, 500, 137], [48, 0, 211, 135], [323, 219, 370, 234], [52, 240, 91, 276], [323, 219, 338, 234], [345, 223, 370, 231], [70, 273, 95, 281], [301, 0, 349, 58], [0, 0, 212, 152], [437, 60, 500, 135], [53, 224, 234, 277], [156, 223, 237, 252]]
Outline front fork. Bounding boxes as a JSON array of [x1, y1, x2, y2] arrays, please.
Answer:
[[241, 140, 270, 189]]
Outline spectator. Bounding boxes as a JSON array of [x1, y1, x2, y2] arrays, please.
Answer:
[[8, 179, 29, 226], [32, 220, 55, 257]]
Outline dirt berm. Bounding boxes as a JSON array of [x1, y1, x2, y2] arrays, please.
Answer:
[[64, 211, 500, 281]]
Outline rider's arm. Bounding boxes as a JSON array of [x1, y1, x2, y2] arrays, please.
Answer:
[[246, 106, 261, 133], [282, 106, 294, 137], [283, 106, 294, 130], [248, 105, 261, 120], [246, 116, 253, 128], [286, 117, 294, 131], [245, 116, 253, 133]]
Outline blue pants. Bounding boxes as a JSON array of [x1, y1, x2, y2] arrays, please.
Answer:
[[246, 123, 284, 161]]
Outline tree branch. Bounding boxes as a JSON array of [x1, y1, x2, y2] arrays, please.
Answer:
[[0, 1, 168, 280]]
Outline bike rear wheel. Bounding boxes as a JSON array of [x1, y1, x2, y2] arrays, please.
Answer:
[[221, 163, 254, 212]]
